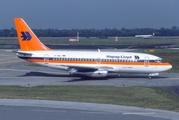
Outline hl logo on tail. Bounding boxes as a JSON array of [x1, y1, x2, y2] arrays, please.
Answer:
[[21, 32, 32, 41]]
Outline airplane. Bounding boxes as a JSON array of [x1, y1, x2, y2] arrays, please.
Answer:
[[135, 33, 155, 39], [14, 18, 172, 79]]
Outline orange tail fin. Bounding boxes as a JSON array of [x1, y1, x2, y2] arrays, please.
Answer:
[[14, 18, 51, 51]]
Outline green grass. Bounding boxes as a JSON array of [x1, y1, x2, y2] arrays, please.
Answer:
[[39, 36, 179, 46], [0, 37, 17, 44], [1, 36, 179, 45], [0, 85, 179, 111]]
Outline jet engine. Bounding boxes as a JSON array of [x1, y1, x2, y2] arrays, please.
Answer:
[[69, 69, 108, 78]]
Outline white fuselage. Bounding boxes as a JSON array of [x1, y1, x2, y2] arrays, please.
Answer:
[[17, 50, 172, 75]]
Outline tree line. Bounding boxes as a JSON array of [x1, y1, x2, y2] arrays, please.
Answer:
[[0, 26, 179, 37]]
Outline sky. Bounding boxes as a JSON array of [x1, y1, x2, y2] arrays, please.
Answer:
[[0, 0, 179, 29]]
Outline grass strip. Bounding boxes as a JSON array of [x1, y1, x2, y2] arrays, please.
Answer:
[[0, 85, 178, 111]]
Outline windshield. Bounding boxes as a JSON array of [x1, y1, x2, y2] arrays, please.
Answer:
[[155, 58, 166, 63]]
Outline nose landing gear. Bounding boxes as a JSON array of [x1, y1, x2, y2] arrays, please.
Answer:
[[148, 73, 159, 79]]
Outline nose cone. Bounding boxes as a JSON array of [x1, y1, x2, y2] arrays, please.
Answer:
[[166, 62, 172, 71]]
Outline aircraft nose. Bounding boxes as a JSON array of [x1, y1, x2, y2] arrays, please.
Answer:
[[169, 64, 172, 69], [167, 63, 172, 70]]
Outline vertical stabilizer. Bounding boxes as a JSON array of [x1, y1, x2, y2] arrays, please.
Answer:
[[14, 18, 51, 51]]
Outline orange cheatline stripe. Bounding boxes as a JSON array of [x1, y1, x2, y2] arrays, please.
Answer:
[[25, 59, 171, 66]]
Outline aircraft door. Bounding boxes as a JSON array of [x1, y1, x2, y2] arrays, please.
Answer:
[[44, 54, 49, 64], [96, 57, 101, 64], [144, 57, 149, 67]]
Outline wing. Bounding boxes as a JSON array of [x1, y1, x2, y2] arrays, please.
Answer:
[[64, 65, 114, 77], [63, 65, 113, 72]]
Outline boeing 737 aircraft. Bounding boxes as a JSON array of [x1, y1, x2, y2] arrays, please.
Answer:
[[135, 33, 155, 39], [14, 18, 172, 78]]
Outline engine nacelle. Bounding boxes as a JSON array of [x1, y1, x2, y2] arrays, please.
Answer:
[[90, 70, 108, 77], [69, 69, 108, 78]]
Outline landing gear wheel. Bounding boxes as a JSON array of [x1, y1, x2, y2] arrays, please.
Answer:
[[148, 76, 152, 79]]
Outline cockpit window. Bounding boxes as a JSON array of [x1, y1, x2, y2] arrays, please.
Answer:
[[155, 58, 165, 63]]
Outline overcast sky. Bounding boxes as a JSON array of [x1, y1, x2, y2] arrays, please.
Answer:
[[0, 0, 179, 29]]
